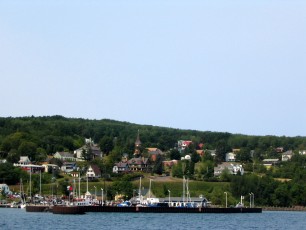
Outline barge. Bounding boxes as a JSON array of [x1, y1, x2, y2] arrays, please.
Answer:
[[26, 204, 262, 214]]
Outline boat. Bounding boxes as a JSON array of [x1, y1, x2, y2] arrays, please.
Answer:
[[19, 179, 26, 209]]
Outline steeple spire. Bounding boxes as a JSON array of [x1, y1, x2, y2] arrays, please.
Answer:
[[135, 129, 141, 146], [134, 130, 141, 156]]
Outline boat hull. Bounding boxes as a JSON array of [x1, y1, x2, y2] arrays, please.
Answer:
[[26, 205, 262, 214], [52, 205, 85, 215], [71, 206, 262, 214]]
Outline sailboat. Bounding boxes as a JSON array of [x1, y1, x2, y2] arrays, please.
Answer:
[[19, 178, 26, 208]]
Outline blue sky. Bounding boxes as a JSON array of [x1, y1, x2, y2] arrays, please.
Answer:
[[0, 0, 305, 137]]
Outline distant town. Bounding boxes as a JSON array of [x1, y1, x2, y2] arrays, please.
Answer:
[[0, 116, 305, 208]]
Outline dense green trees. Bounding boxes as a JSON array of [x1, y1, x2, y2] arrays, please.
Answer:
[[0, 116, 305, 162], [0, 163, 27, 185], [153, 154, 163, 175]]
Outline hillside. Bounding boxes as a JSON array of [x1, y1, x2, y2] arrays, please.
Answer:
[[0, 116, 305, 159], [1, 116, 306, 207]]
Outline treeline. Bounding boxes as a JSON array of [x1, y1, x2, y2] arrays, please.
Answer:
[[230, 154, 306, 206], [1, 116, 305, 161]]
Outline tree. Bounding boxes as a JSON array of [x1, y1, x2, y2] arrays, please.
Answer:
[[110, 179, 134, 200], [6, 149, 20, 163], [272, 183, 292, 207], [236, 147, 252, 163], [99, 136, 114, 155], [171, 161, 183, 178], [170, 149, 181, 160], [191, 150, 201, 163], [49, 158, 63, 168], [202, 151, 214, 162], [153, 154, 163, 175], [81, 147, 93, 161], [18, 141, 37, 161], [0, 162, 26, 185], [215, 141, 230, 163]]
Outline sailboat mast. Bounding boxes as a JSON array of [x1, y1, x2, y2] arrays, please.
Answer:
[[149, 179, 152, 199], [183, 176, 185, 204], [86, 174, 89, 193], [29, 166, 32, 201], [78, 173, 81, 199], [139, 177, 142, 204], [39, 170, 41, 196]]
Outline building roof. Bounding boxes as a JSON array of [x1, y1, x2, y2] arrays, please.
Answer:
[[128, 157, 148, 165], [55, 152, 74, 158], [116, 162, 129, 168], [282, 150, 293, 155], [147, 148, 158, 152], [19, 156, 31, 163], [263, 159, 279, 162], [90, 164, 101, 175], [147, 148, 163, 155], [196, 150, 204, 154]]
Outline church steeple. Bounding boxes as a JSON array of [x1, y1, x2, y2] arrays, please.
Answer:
[[134, 130, 142, 156]]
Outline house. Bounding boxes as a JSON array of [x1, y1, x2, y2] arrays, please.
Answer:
[[18, 156, 31, 165], [276, 147, 284, 153], [196, 150, 205, 157], [146, 148, 163, 162], [113, 132, 152, 173], [113, 162, 130, 174], [13, 156, 44, 173], [74, 139, 103, 160], [0, 184, 12, 195], [262, 159, 279, 168], [61, 162, 77, 173], [299, 150, 306, 155], [13, 156, 32, 167], [225, 152, 236, 162], [198, 143, 204, 149], [178, 140, 192, 153], [127, 157, 151, 172], [53, 152, 76, 162], [282, 150, 293, 162], [41, 163, 60, 173], [214, 162, 244, 177], [86, 164, 101, 180]]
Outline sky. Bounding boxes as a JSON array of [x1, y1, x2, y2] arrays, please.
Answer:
[[0, 0, 305, 137]]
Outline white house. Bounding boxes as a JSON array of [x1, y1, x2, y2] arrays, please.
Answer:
[[74, 139, 103, 160], [18, 156, 31, 165], [299, 150, 306, 155], [225, 152, 236, 162], [214, 162, 244, 177], [61, 162, 77, 173], [0, 184, 12, 195], [262, 159, 279, 167], [282, 150, 293, 162], [86, 165, 101, 180]]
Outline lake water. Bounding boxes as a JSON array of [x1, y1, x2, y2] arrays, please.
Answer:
[[1, 208, 306, 230]]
